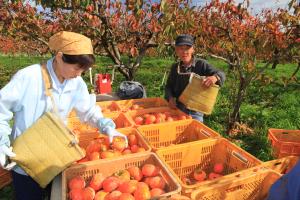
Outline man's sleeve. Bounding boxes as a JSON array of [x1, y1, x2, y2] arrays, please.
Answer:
[[164, 64, 176, 100], [199, 60, 226, 86]]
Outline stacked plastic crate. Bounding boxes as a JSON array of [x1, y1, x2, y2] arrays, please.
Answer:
[[63, 97, 299, 200]]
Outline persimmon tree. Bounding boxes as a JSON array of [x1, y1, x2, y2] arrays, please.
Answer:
[[1, 0, 192, 80], [1, 0, 298, 133], [190, 0, 299, 133], [0, 0, 61, 54]]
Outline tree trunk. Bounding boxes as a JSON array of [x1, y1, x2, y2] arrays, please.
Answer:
[[117, 64, 136, 81], [227, 76, 246, 134]]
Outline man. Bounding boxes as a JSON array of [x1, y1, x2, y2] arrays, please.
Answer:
[[165, 34, 225, 122]]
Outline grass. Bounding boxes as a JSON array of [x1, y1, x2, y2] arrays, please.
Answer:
[[0, 55, 299, 198]]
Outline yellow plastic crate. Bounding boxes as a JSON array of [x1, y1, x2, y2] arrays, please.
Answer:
[[67, 112, 133, 144], [190, 169, 281, 200], [62, 152, 181, 200], [96, 101, 122, 114], [137, 119, 220, 151], [117, 97, 169, 112], [116, 97, 169, 112], [156, 138, 262, 196], [68, 101, 121, 118], [261, 155, 299, 174]]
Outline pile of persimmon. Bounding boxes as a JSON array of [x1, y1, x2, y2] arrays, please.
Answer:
[[101, 104, 119, 113], [122, 104, 144, 112], [68, 163, 167, 200], [77, 134, 146, 163], [133, 112, 187, 125], [182, 163, 224, 185], [130, 104, 144, 110]]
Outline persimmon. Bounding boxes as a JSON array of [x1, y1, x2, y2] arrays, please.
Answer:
[[128, 134, 138, 146], [117, 180, 138, 193], [130, 144, 139, 153], [141, 164, 160, 177], [134, 182, 151, 200], [127, 166, 143, 181], [144, 115, 156, 124], [114, 169, 131, 182], [82, 187, 95, 200], [147, 176, 166, 189], [150, 188, 165, 197], [118, 193, 135, 200], [69, 188, 84, 200], [94, 191, 108, 200], [213, 163, 224, 174], [134, 116, 144, 125], [131, 104, 140, 110], [89, 173, 106, 191], [122, 149, 132, 155], [193, 169, 206, 182], [102, 176, 120, 192], [68, 176, 85, 190], [112, 136, 126, 152], [100, 150, 115, 159], [89, 151, 100, 161], [104, 190, 122, 200]]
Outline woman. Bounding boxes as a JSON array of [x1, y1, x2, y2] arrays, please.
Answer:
[[0, 31, 126, 200]]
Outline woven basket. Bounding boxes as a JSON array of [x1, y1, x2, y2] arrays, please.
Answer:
[[179, 73, 219, 115], [11, 112, 85, 188]]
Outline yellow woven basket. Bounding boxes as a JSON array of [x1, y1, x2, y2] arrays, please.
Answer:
[[11, 112, 85, 188], [179, 73, 219, 115]]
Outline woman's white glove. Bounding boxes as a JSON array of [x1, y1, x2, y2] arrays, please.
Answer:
[[102, 127, 128, 147], [97, 117, 116, 133], [0, 145, 16, 170]]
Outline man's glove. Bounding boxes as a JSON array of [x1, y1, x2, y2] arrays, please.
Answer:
[[102, 127, 128, 147], [97, 118, 116, 133], [0, 145, 16, 170]]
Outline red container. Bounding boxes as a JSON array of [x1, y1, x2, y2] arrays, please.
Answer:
[[95, 73, 112, 94], [0, 168, 12, 189], [268, 128, 300, 158]]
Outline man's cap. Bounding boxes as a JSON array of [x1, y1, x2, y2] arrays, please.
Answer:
[[49, 31, 93, 55], [175, 34, 195, 46]]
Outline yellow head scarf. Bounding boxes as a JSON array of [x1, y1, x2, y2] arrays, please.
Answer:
[[49, 31, 93, 55]]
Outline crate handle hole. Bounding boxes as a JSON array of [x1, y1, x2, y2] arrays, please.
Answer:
[[200, 129, 211, 137], [232, 151, 248, 164], [273, 162, 283, 166], [225, 185, 243, 193]]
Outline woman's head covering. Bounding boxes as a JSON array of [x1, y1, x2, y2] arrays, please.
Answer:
[[49, 31, 93, 55]]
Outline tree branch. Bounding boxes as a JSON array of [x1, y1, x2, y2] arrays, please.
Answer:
[[196, 53, 236, 66]]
